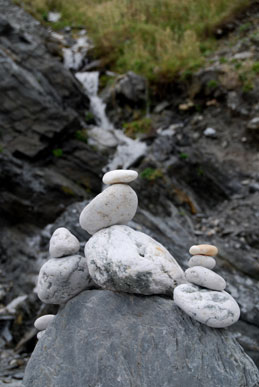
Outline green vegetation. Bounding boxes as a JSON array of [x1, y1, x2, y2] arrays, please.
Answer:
[[207, 79, 218, 89], [252, 62, 259, 74], [179, 152, 189, 160], [85, 112, 95, 124], [140, 168, 163, 181], [123, 117, 152, 139], [20, 0, 250, 83], [75, 129, 88, 143], [52, 148, 63, 157]]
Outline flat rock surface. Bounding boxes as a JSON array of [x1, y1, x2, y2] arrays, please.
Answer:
[[85, 225, 185, 295], [23, 290, 259, 387]]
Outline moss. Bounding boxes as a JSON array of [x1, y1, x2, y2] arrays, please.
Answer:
[[61, 186, 76, 196], [123, 117, 152, 139], [52, 148, 63, 157], [179, 153, 189, 160], [252, 62, 259, 74], [75, 129, 88, 143], [207, 79, 218, 89], [140, 168, 163, 181]]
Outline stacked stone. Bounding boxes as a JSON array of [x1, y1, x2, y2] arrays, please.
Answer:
[[174, 244, 240, 328], [37, 227, 92, 305], [35, 169, 240, 337]]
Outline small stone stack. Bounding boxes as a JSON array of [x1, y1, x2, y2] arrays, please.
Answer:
[[174, 244, 240, 328], [37, 227, 92, 305]]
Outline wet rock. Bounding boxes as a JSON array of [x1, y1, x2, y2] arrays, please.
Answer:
[[85, 225, 185, 295], [23, 290, 259, 387]]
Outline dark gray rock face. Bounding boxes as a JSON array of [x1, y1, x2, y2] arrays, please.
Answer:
[[23, 290, 259, 387]]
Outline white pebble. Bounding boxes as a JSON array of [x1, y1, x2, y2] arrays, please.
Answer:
[[204, 127, 217, 138], [189, 244, 218, 256], [174, 283, 240, 328], [79, 184, 138, 235], [188, 255, 216, 269], [185, 266, 226, 291], [34, 314, 55, 331], [103, 169, 138, 185], [49, 228, 80, 258], [37, 331, 45, 340]]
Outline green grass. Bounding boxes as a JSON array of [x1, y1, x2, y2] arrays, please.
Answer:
[[19, 0, 251, 83], [123, 117, 152, 139], [140, 168, 163, 181], [52, 148, 63, 157]]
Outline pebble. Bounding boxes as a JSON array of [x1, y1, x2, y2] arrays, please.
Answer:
[[37, 255, 93, 304], [79, 184, 138, 235], [85, 225, 185, 295], [49, 228, 80, 258], [189, 244, 218, 256], [247, 117, 259, 131], [188, 255, 216, 269], [37, 331, 45, 340], [34, 315, 55, 331], [103, 169, 138, 185], [174, 283, 240, 328], [204, 128, 217, 138], [185, 266, 226, 291]]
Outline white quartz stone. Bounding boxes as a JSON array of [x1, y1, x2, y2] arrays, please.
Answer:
[[188, 255, 216, 269], [103, 169, 138, 185], [37, 255, 93, 304], [85, 225, 185, 295], [79, 184, 138, 235], [34, 315, 55, 331], [49, 227, 80, 258], [189, 244, 218, 256], [185, 266, 226, 291], [174, 283, 240, 328], [37, 331, 45, 340]]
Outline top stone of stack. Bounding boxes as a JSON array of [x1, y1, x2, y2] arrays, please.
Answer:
[[103, 170, 138, 185], [189, 244, 218, 256]]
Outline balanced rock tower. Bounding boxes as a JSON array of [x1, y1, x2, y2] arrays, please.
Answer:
[[24, 170, 259, 387]]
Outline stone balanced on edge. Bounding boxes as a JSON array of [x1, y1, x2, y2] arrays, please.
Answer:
[[35, 169, 240, 336]]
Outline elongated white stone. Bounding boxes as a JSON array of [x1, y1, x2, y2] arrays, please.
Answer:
[[185, 266, 226, 291], [34, 315, 55, 331], [85, 225, 185, 295], [37, 255, 92, 304], [188, 255, 216, 269], [49, 228, 80, 258], [79, 184, 138, 235], [189, 244, 218, 256], [103, 169, 138, 185], [174, 283, 240, 328]]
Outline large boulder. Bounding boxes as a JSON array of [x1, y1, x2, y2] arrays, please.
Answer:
[[23, 290, 259, 387]]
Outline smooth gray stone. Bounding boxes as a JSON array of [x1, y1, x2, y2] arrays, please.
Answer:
[[23, 290, 259, 387]]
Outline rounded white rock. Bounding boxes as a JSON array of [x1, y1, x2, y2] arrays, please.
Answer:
[[174, 283, 240, 328], [189, 244, 218, 256], [188, 255, 216, 269], [37, 255, 93, 304], [49, 227, 80, 258], [37, 330, 45, 340], [34, 314, 55, 331], [185, 266, 226, 291], [85, 224, 185, 295], [79, 184, 138, 235], [103, 169, 138, 185]]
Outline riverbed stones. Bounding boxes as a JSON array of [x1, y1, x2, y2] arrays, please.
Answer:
[[37, 255, 92, 304], [102, 169, 138, 185], [174, 283, 240, 328], [34, 315, 55, 331], [185, 266, 226, 291], [188, 255, 216, 269], [79, 184, 138, 235], [189, 244, 218, 256], [49, 228, 80, 258], [85, 225, 185, 295]]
